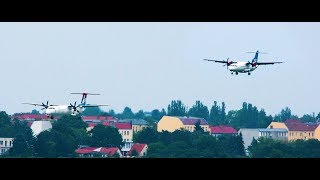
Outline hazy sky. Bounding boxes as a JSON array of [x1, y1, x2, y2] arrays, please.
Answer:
[[0, 22, 319, 117]]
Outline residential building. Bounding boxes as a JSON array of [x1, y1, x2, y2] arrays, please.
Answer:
[[157, 116, 210, 133], [238, 128, 260, 151], [0, 138, 14, 155], [210, 125, 237, 137], [127, 143, 148, 157], [115, 122, 133, 155], [118, 119, 150, 133], [268, 119, 319, 141], [239, 127, 289, 152], [30, 120, 52, 136], [258, 128, 288, 141], [75, 147, 122, 157]]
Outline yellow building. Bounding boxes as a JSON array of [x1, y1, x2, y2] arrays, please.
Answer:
[[157, 116, 210, 133], [117, 119, 150, 133], [115, 122, 133, 142], [268, 119, 319, 141]]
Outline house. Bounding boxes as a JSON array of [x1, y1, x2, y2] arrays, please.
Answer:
[[239, 128, 289, 152], [115, 122, 133, 155], [127, 143, 148, 157], [30, 120, 52, 136], [238, 128, 260, 151], [258, 128, 288, 141], [75, 147, 122, 157], [0, 138, 14, 155], [82, 116, 115, 123], [118, 119, 150, 133], [268, 119, 319, 141], [210, 125, 237, 137], [157, 116, 210, 133]]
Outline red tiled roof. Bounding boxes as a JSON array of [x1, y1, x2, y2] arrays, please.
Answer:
[[115, 122, 131, 129], [179, 117, 208, 125], [102, 121, 112, 126], [285, 123, 318, 131], [82, 116, 114, 121], [27, 122, 33, 127], [210, 125, 237, 134], [11, 114, 48, 120], [75, 147, 97, 154], [99, 147, 119, 156], [284, 119, 302, 124], [87, 123, 97, 127], [128, 143, 147, 156]]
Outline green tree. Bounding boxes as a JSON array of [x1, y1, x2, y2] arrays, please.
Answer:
[[194, 120, 204, 133], [35, 130, 57, 157], [167, 100, 187, 116], [133, 127, 159, 144], [90, 124, 123, 148], [210, 101, 220, 125], [9, 134, 33, 157], [135, 110, 144, 119], [301, 113, 317, 123], [131, 149, 139, 157], [31, 109, 40, 114], [188, 101, 209, 120], [121, 107, 135, 119], [151, 109, 162, 121], [220, 102, 226, 124], [82, 107, 103, 116]]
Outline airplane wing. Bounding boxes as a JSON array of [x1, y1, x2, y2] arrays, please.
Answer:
[[22, 103, 59, 106], [203, 59, 237, 64], [256, 62, 284, 65], [22, 103, 44, 106], [81, 105, 109, 107]]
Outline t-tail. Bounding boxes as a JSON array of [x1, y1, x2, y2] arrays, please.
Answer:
[[252, 50, 259, 63], [70, 92, 100, 105]]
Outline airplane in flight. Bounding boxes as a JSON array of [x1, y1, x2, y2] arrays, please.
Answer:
[[22, 92, 109, 118], [203, 50, 284, 75]]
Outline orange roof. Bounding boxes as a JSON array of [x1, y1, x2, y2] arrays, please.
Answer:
[[128, 143, 147, 156]]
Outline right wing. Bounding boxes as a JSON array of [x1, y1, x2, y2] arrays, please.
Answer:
[[22, 103, 59, 106], [22, 103, 44, 106], [203, 59, 237, 64]]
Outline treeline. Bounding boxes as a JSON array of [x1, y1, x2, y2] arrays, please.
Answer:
[[0, 112, 123, 157], [248, 138, 320, 158], [133, 125, 246, 158], [78, 100, 320, 129]]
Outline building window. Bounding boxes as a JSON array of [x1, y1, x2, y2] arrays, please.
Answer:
[[10, 141, 12, 146], [0, 141, 3, 145], [5, 141, 7, 147]]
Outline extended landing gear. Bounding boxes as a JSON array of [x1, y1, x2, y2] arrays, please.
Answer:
[[248, 72, 251, 75], [235, 72, 238, 75]]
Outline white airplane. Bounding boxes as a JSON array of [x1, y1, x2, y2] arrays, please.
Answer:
[[203, 50, 284, 75], [22, 92, 109, 118]]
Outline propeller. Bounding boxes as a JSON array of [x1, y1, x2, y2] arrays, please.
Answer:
[[223, 58, 232, 69], [69, 101, 80, 114], [41, 101, 50, 110]]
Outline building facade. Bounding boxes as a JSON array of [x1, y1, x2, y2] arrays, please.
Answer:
[[157, 116, 210, 133], [268, 119, 319, 141], [0, 138, 14, 155]]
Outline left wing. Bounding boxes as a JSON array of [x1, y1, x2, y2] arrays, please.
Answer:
[[256, 62, 284, 65]]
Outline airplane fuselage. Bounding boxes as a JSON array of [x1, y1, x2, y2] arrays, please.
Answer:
[[45, 105, 84, 115], [228, 62, 258, 73]]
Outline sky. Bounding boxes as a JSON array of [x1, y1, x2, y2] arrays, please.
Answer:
[[0, 22, 319, 117]]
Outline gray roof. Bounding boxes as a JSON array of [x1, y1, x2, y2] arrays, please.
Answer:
[[117, 119, 149, 125], [258, 128, 288, 132]]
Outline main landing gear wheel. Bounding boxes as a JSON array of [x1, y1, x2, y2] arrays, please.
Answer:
[[248, 72, 251, 75], [235, 72, 238, 75]]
